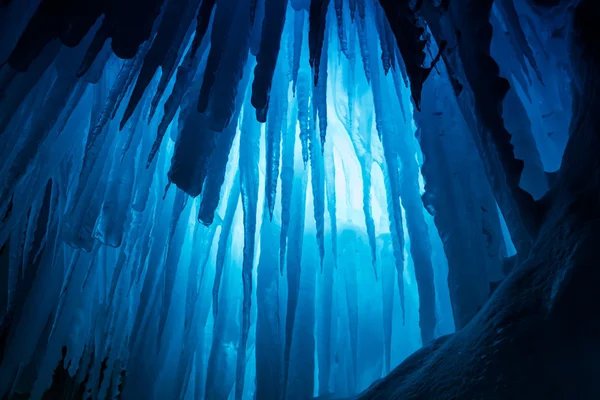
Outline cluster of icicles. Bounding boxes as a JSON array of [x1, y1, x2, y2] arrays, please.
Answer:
[[0, 0, 460, 399]]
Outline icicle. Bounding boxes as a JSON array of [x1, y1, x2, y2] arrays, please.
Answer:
[[94, 105, 144, 248], [356, 18, 370, 83], [380, 232, 395, 374], [191, 0, 217, 57], [250, 0, 266, 54], [367, 14, 406, 317], [375, 4, 391, 75], [203, 0, 253, 132], [391, 66, 408, 123], [279, 103, 298, 274], [292, 10, 305, 92], [255, 205, 283, 399], [359, 113, 378, 277], [156, 190, 191, 349], [334, 0, 348, 57], [315, 22, 328, 148], [198, 62, 252, 225], [87, 58, 136, 150], [297, 66, 311, 165], [197, 0, 238, 115], [341, 229, 359, 390], [309, 100, 326, 269], [213, 173, 241, 318], [146, 0, 201, 122], [264, 66, 289, 219], [382, 158, 405, 321], [235, 83, 262, 400], [308, 0, 330, 86], [251, 0, 289, 122], [147, 37, 209, 167], [282, 168, 308, 400], [386, 23, 396, 72], [323, 137, 338, 268]]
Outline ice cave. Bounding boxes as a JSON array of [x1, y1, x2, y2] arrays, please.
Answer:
[[0, 0, 599, 399]]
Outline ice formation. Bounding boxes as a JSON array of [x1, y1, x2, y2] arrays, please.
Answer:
[[0, 0, 590, 399]]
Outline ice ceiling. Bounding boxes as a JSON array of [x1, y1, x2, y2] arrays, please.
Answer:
[[0, 0, 573, 399]]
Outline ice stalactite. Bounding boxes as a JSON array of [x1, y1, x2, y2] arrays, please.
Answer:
[[256, 205, 283, 400], [292, 9, 305, 92], [170, 0, 251, 196], [282, 167, 308, 400], [332, 53, 378, 275], [379, 232, 395, 373], [147, 0, 201, 122], [203, 0, 253, 132], [157, 189, 191, 348], [279, 102, 298, 274], [205, 227, 239, 400], [297, 58, 311, 165], [199, 63, 252, 225], [121, 0, 200, 132], [366, 15, 405, 317], [324, 137, 338, 268], [356, 18, 371, 83], [309, 97, 326, 269], [334, 0, 348, 57], [213, 172, 241, 319], [308, 0, 330, 87], [341, 229, 360, 392], [92, 105, 141, 248], [375, 5, 391, 75], [314, 18, 329, 148], [369, 9, 438, 344], [197, 0, 239, 115], [191, 0, 217, 57], [235, 83, 261, 400], [148, 34, 210, 167], [265, 64, 289, 220], [316, 241, 334, 395], [251, 0, 289, 122]]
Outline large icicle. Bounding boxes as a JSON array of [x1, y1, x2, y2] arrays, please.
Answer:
[[308, 0, 330, 86], [147, 36, 210, 167], [314, 19, 329, 148], [297, 65, 311, 165], [282, 167, 308, 400], [203, 0, 253, 132], [334, 0, 348, 57], [251, 0, 289, 122], [279, 103, 298, 274], [255, 204, 283, 399], [196, 0, 238, 115], [323, 137, 338, 268], [212, 173, 241, 318], [198, 63, 252, 225], [264, 65, 289, 220], [235, 84, 261, 400], [367, 18, 406, 317], [309, 96, 325, 269], [292, 10, 305, 92]]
